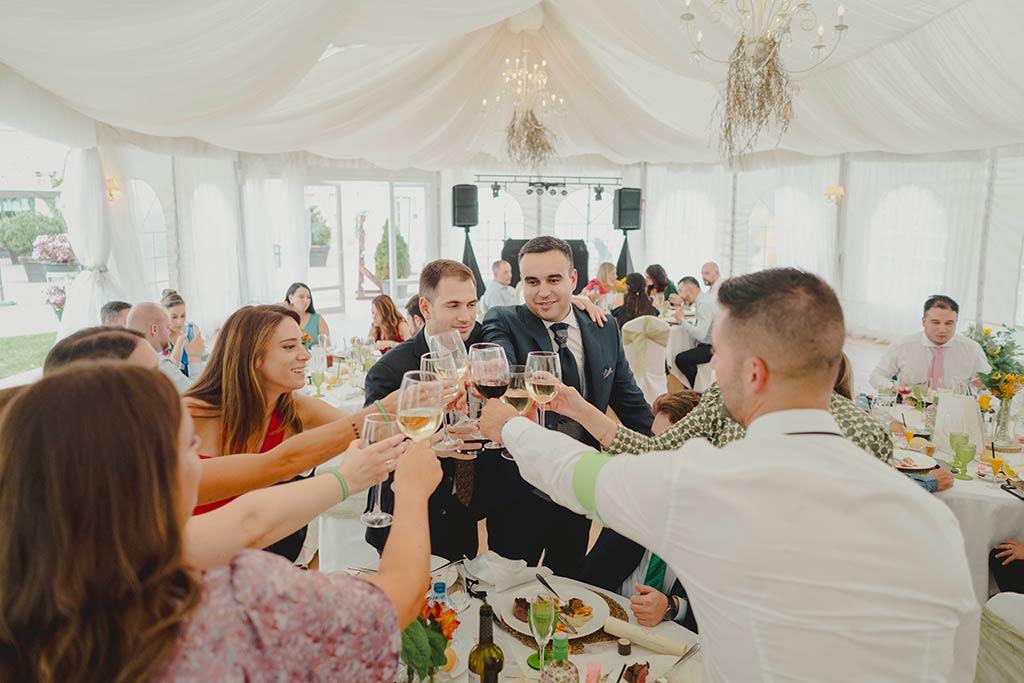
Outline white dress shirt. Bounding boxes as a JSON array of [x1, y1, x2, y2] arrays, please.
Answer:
[[478, 279, 518, 316], [681, 291, 715, 345], [159, 355, 194, 393], [502, 409, 980, 683], [708, 278, 722, 300], [543, 308, 587, 397], [870, 332, 990, 390]]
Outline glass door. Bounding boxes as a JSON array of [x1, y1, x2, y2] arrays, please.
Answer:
[[304, 185, 345, 311]]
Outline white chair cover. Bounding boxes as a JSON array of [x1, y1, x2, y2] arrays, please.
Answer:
[[975, 593, 1024, 682], [934, 393, 987, 456], [622, 316, 670, 405], [666, 324, 715, 392]]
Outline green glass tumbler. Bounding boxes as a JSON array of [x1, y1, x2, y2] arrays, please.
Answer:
[[954, 443, 975, 480]]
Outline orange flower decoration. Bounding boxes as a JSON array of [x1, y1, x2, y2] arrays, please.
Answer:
[[420, 599, 460, 640]]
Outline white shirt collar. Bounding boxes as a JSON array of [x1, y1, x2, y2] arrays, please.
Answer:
[[542, 308, 579, 331], [745, 409, 842, 438], [920, 331, 954, 349]]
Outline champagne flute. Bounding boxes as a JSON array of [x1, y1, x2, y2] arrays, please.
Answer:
[[360, 413, 399, 528], [309, 347, 327, 397], [528, 593, 557, 675], [499, 365, 533, 461], [526, 351, 561, 428], [397, 371, 445, 443], [429, 329, 471, 426], [469, 343, 510, 450], [420, 351, 464, 451]]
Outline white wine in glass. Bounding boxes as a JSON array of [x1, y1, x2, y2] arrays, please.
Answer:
[[430, 329, 471, 424], [526, 351, 561, 428], [397, 371, 445, 443], [420, 351, 464, 451], [500, 365, 533, 461]]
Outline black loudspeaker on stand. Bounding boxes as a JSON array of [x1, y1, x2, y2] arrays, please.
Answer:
[[613, 187, 641, 275], [452, 185, 485, 297]]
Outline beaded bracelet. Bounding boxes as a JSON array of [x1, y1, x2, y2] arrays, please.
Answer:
[[327, 469, 349, 501]]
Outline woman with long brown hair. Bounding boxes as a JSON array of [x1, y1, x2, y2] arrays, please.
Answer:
[[0, 363, 439, 682], [367, 294, 411, 352], [186, 305, 394, 564]]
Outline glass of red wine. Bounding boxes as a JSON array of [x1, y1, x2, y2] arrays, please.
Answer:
[[469, 343, 511, 450]]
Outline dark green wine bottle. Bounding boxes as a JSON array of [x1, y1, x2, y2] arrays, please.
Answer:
[[468, 603, 504, 682]]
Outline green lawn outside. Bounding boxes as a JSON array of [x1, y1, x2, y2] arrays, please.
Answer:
[[0, 332, 55, 380]]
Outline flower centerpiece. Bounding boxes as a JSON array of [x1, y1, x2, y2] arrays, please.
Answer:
[[400, 599, 460, 682], [967, 325, 1023, 447], [44, 283, 66, 321]]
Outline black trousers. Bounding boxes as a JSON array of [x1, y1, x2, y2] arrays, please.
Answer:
[[486, 493, 591, 579], [675, 343, 713, 388], [990, 547, 1024, 593]]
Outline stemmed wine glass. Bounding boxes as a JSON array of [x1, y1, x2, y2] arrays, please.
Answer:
[[528, 592, 557, 675], [498, 365, 533, 461], [397, 371, 445, 444], [429, 330, 472, 426], [469, 343, 510, 450], [360, 413, 399, 528], [526, 351, 561, 429], [420, 351, 464, 452], [309, 347, 327, 397]]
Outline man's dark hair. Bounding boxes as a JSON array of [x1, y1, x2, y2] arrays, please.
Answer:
[[517, 236, 573, 267], [406, 294, 423, 322], [679, 276, 701, 290], [718, 268, 845, 379], [924, 295, 959, 316], [44, 326, 147, 374], [100, 301, 131, 324], [419, 259, 476, 301]]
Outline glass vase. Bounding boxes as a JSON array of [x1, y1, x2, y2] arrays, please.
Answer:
[[993, 398, 1014, 447]]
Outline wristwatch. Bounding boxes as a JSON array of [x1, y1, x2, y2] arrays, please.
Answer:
[[662, 596, 680, 622]]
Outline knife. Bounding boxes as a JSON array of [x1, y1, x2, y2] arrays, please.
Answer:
[[535, 574, 578, 634], [668, 642, 701, 671]]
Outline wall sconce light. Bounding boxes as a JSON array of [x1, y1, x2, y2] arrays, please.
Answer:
[[105, 178, 122, 202], [824, 185, 844, 205]]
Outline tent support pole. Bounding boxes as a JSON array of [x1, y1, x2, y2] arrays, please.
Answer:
[[975, 149, 998, 324]]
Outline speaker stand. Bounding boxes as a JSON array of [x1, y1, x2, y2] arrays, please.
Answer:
[[461, 227, 486, 299], [616, 231, 634, 276]]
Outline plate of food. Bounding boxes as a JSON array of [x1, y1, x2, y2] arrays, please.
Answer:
[[893, 448, 938, 472], [491, 579, 611, 639]]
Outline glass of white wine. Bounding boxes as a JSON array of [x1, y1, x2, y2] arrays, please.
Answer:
[[429, 329, 472, 425], [360, 413, 399, 528], [397, 370, 445, 444], [309, 347, 327, 397], [526, 351, 561, 428], [420, 351, 464, 452], [499, 365, 533, 461]]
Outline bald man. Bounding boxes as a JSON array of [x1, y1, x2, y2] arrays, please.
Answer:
[[701, 261, 721, 299], [126, 302, 193, 392]]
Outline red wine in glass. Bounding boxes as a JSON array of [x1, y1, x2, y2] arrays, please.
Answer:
[[476, 380, 510, 400]]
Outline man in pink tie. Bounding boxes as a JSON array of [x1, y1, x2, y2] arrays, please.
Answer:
[[870, 295, 990, 392]]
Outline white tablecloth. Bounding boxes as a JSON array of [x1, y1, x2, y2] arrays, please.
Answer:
[[936, 477, 1024, 602]]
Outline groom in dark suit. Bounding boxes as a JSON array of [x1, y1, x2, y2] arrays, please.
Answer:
[[481, 236, 653, 577]]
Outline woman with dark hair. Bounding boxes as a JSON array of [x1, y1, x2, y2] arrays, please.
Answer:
[[645, 264, 677, 302], [162, 289, 205, 377], [613, 273, 659, 328], [284, 282, 330, 345], [0, 362, 440, 682], [186, 305, 389, 565], [368, 294, 411, 352]]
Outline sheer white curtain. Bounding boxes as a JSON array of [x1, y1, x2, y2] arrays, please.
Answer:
[[56, 148, 126, 338], [841, 153, 988, 339], [174, 156, 243, 335], [982, 150, 1024, 327], [643, 164, 730, 281], [101, 144, 150, 302]]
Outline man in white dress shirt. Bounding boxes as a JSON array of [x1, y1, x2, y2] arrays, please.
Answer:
[[870, 295, 990, 391], [701, 261, 722, 299], [482, 268, 979, 683], [477, 259, 518, 317], [126, 302, 193, 393], [673, 276, 716, 388]]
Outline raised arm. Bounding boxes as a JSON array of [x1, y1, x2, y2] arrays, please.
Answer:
[[186, 434, 406, 568]]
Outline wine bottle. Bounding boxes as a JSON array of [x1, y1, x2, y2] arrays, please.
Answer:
[[468, 604, 504, 682]]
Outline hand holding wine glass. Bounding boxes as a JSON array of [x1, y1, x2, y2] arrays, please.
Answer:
[[357, 415, 405, 529], [420, 351, 464, 452]]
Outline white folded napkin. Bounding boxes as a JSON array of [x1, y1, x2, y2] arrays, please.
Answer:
[[463, 551, 552, 592], [603, 616, 692, 657]]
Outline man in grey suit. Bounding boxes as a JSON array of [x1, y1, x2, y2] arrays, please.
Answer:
[[481, 236, 653, 577]]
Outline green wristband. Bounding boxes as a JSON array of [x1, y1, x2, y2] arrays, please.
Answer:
[[373, 400, 390, 423], [327, 469, 349, 501]]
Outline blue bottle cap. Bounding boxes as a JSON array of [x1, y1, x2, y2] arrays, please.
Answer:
[[434, 582, 446, 593]]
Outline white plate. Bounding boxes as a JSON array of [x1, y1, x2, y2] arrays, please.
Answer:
[[893, 448, 937, 472], [491, 579, 611, 640], [437, 628, 471, 680]]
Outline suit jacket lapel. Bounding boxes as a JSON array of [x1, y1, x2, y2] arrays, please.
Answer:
[[519, 306, 554, 353], [574, 307, 605, 405]]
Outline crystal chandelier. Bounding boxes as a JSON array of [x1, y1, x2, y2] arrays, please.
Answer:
[[482, 50, 565, 168], [680, 1, 849, 161]]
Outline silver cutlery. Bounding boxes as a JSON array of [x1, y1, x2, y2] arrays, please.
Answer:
[[535, 573, 579, 634]]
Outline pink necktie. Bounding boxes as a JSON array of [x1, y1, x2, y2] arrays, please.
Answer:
[[929, 346, 945, 388]]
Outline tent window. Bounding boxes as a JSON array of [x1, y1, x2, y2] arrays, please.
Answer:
[[129, 179, 169, 296]]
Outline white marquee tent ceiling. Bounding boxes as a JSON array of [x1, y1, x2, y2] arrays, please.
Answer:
[[1, 0, 1023, 168]]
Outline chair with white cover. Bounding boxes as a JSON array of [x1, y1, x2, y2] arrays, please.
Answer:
[[974, 592, 1024, 682], [621, 316, 670, 405], [667, 324, 714, 392]]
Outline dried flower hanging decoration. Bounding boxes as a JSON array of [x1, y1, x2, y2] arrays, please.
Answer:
[[506, 108, 557, 168]]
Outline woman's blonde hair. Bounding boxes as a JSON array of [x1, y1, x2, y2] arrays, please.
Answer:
[[0, 362, 203, 682], [596, 262, 617, 287]]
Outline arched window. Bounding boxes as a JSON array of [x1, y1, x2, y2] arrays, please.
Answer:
[[553, 189, 617, 277], [128, 179, 169, 296], [476, 190, 525, 270], [865, 185, 948, 325]]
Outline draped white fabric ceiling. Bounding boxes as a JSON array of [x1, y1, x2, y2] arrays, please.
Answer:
[[2, 0, 1023, 168]]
